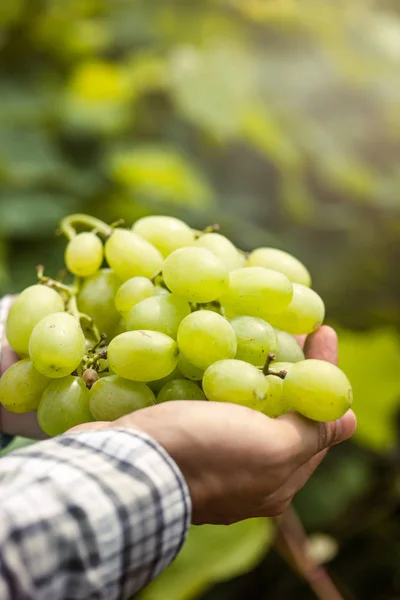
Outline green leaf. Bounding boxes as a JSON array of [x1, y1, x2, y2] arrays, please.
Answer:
[[139, 519, 273, 600], [338, 327, 400, 451]]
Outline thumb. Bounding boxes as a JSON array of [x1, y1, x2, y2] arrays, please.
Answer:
[[276, 409, 357, 468], [67, 421, 111, 434]]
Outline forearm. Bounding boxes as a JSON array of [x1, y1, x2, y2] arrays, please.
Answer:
[[0, 429, 191, 600]]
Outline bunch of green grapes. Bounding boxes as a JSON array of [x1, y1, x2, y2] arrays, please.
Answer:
[[0, 213, 352, 437]]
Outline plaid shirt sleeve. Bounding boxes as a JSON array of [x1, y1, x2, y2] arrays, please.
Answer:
[[0, 429, 192, 600]]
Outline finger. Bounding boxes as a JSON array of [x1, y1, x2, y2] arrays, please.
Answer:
[[304, 325, 338, 365], [0, 407, 48, 440], [0, 344, 18, 376], [294, 335, 307, 350], [275, 409, 357, 468]]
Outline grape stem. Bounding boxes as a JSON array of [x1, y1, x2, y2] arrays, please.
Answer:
[[67, 295, 101, 343], [204, 223, 220, 233], [59, 214, 113, 241], [262, 353, 276, 376], [274, 506, 344, 600], [37, 265, 76, 298]]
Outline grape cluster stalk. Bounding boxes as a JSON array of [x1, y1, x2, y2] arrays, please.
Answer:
[[0, 213, 353, 437]]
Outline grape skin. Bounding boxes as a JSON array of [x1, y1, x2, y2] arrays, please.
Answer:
[[178, 355, 204, 381], [38, 376, 93, 436], [126, 294, 190, 340], [283, 359, 353, 422], [157, 379, 206, 403], [264, 375, 289, 418], [265, 284, 325, 335], [132, 215, 194, 257], [274, 329, 305, 363], [6, 285, 64, 356], [177, 310, 237, 370], [114, 277, 155, 316], [0, 359, 50, 413], [202, 359, 270, 411], [90, 375, 155, 421], [247, 247, 312, 287], [162, 247, 229, 303], [229, 316, 278, 367], [220, 267, 293, 319], [108, 330, 179, 382], [105, 228, 163, 281], [194, 233, 243, 272], [29, 312, 86, 378], [65, 232, 104, 278], [78, 269, 122, 340], [148, 364, 181, 393]]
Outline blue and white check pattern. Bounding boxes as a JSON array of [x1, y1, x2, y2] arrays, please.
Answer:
[[0, 297, 191, 599]]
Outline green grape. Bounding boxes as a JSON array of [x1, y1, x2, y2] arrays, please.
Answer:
[[105, 228, 163, 281], [6, 285, 64, 355], [264, 375, 289, 418], [274, 329, 305, 363], [230, 316, 278, 367], [265, 284, 325, 335], [148, 364, 181, 393], [157, 379, 206, 403], [29, 312, 86, 378], [283, 359, 353, 422], [247, 247, 312, 287], [162, 247, 229, 303], [132, 215, 194, 257], [114, 277, 155, 316], [38, 376, 93, 437], [126, 294, 190, 340], [108, 330, 179, 382], [155, 286, 170, 297], [77, 269, 122, 339], [178, 355, 204, 381], [202, 359, 270, 411], [65, 232, 103, 278], [194, 233, 243, 272], [90, 375, 155, 421], [177, 310, 237, 370], [220, 267, 293, 319], [0, 359, 50, 413]]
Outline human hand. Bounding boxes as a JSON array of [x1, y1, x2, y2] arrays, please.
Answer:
[[70, 325, 357, 525]]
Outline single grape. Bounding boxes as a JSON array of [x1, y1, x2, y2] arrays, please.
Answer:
[[65, 232, 104, 278], [202, 359, 270, 411], [220, 267, 293, 319], [6, 285, 64, 356], [265, 284, 325, 335], [264, 375, 289, 418], [157, 379, 206, 403], [162, 247, 228, 303], [105, 228, 163, 281], [247, 247, 311, 287], [108, 330, 179, 382], [274, 329, 305, 363], [194, 233, 243, 272], [154, 286, 170, 297], [132, 215, 194, 257], [178, 354, 204, 381], [90, 375, 155, 421], [0, 359, 50, 413], [82, 368, 99, 388], [126, 294, 190, 340], [177, 310, 237, 370], [77, 269, 122, 339], [148, 364, 181, 393], [230, 316, 278, 367], [283, 359, 353, 422], [38, 376, 93, 436], [114, 277, 155, 316], [29, 312, 86, 378]]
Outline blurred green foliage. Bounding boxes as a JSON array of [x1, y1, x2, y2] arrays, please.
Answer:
[[1, 0, 400, 598]]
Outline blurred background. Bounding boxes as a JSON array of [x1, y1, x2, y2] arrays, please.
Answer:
[[1, 0, 400, 598]]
